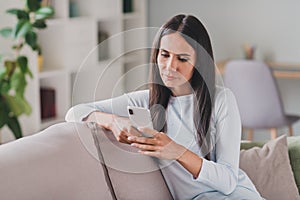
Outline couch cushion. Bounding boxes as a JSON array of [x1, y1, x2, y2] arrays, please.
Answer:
[[89, 122, 173, 200], [239, 135, 299, 200]]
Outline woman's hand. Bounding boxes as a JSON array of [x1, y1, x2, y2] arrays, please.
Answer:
[[109, 118, 130, 144], [86, 111, 137, 144], [128, 127, 187, 160]]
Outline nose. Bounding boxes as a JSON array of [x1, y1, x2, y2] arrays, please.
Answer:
[[166, 56, 177, 72]]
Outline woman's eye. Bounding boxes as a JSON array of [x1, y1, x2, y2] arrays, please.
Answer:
[[160, 53, 169, 58], [178, 57, 188, 62]]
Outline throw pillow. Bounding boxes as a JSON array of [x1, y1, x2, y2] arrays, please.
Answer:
[[89, 123, 173, 200], [239, 135, 299, 200]]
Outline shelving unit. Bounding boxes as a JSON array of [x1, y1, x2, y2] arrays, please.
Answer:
[[0, 0, 148, 143], [122, 0, 148, 92]]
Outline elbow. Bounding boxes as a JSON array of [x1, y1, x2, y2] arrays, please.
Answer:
[[65, 107, 75, 122], [65, 104, 97, 122], [220, 167, 238, 195], [221, 175, 237, 195]]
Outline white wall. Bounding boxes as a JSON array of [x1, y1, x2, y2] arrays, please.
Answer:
[[148, 0, 300, 141], [0, 0, 22, 55], [148, 0, 300, 63]]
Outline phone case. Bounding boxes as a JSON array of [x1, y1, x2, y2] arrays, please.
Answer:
[[127, 106, 154, 138]]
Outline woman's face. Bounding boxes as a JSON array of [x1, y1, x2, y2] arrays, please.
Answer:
[[157, 32, 196, 96]]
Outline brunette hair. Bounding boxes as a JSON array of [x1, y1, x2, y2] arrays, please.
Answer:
[[149, 14, 215, 159]]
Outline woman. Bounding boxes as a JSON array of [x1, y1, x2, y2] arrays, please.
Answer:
[[66, 14, 263, 199]]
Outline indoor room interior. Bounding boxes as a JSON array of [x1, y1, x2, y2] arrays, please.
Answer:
[[0, 0, 300, 199], [1, 0, 299, 143]]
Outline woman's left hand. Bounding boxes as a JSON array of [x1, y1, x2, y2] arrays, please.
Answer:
[[128, 127, 187, 160]]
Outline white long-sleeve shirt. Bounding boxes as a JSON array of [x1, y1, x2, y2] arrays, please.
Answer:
[[65, 87, 263, 199]]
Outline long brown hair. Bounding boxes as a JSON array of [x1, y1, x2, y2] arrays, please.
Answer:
[[149, 14, 215, 159]]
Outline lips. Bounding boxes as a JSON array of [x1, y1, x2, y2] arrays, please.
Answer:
[[163, 74, 177, 81]]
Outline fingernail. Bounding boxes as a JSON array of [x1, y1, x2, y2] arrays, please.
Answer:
[[128, 136, 134, 140]]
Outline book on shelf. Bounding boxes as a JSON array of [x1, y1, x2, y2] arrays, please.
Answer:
[[40, 87, 56, 119]]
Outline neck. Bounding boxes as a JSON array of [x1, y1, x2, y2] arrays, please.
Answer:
[[171, 83, 193, 97]]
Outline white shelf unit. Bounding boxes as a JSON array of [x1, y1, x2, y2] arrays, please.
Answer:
[[122, 0, 148, 92], [39, 70, 70, 128], [37, 0, 148, 127], [0, 0, 148, 143]]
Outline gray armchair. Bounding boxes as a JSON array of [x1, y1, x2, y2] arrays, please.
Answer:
[[223, 60, 300, 140]]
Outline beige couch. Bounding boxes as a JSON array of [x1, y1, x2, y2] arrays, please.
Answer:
[[0, 122, 172, 200], [1, 122, 299, 199]]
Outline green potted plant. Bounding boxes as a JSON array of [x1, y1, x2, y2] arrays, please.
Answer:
[[0, 0, 54, 140]]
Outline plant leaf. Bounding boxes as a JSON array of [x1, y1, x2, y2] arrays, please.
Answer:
[[3, 94, 22, 116], [0, 67, 9, 93], [26, 0, 41, 12], [0, 80, 10, 94], [6, 9, 29, 20], [4, 94, 23, 116], [16, 55, 33, 78], [25, 31, 37, 50], [36, 6, 54, 15], [17, 56, 28, 73], [17, 10, 30, 20], [4, 60, 16, 77], [14, 20, 32, 39], [0, 99, 8, 128], [33, 44, 42, 55], [6, 9, 19, 15], [0, 27, 12, 38], [4, 94, 31, 116], [6, 115, 22, 139], [32, 20, 47, 29], [0, 97, 23, 139], [19, 96, 32, 115], [0, 67, 5, 77], [11, 68, 27, 97], [35, 6, 54, 20]]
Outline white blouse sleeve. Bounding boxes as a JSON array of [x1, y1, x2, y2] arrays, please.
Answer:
[[195, 88, 242, 195], [65, 90, 149, 122]]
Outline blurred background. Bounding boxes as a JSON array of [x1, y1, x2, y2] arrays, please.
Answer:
[[0, 0, 299, 143]]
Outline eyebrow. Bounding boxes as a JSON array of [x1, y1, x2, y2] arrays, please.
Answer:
[[160, 49, 191, 57]]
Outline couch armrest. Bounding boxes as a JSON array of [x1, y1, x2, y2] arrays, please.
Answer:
[[0, 122, 113, 200]]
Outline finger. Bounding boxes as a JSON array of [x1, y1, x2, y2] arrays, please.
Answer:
[[118, 133, 131, 144], [119, 136, 131, 144], [122, 127, 129, 134], [127, 136, 157, 145], [138, 150, 160, 158], [119, 129, 130, 138], [128, 126, 142, 137], [138, 127, 159, 137], [131, 143, 160, 151]]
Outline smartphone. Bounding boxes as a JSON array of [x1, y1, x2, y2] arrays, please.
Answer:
[[127, 106, 154, 138]]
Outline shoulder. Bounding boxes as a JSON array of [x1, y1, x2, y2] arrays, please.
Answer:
[[125, 89, 149, 107], [213, 86, 238, 118], [214, 86, 236, 105]]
